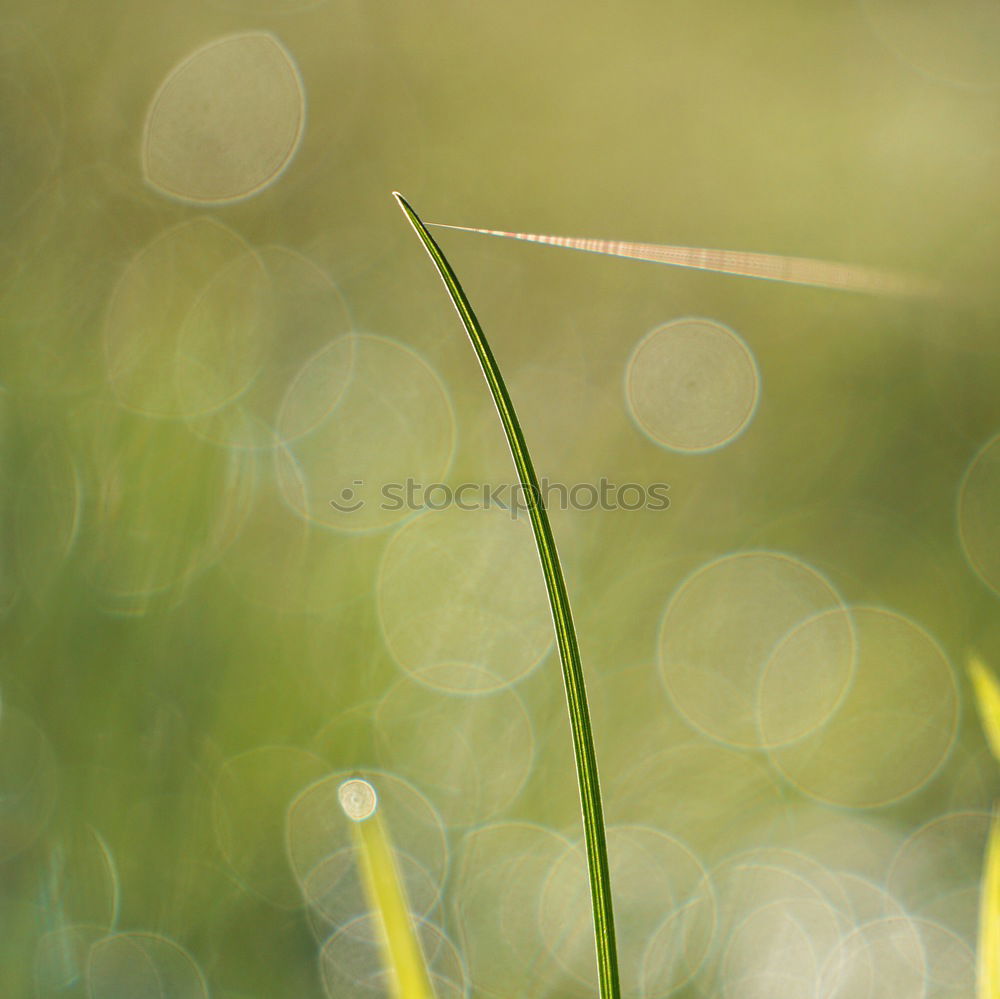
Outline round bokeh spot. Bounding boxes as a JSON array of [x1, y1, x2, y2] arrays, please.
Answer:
[[286, 769, 449, 933], [143, 32, 305, 204], [626, 317, 759, 453], [758, 607, 858, 749], [909, 918, 976, 998], [319, 914, 467, 999], [104, 218, 267, 420], [817, 916, 926, 999], [377, 507, 553, 694], [658, 551, 853, 748], [337, 778, 377, 822], [374, 669, 534, 827], [276, 333, 455, 533], [86, 932, 208, 999], [888, 809, 991, 941], [711, 853, 853, 999], [721, 897, 841, 998], [452, 822, 573, 998], [780, 808, 902, 884], [186, 246, 353, 451], [769, 607, 958, 808]]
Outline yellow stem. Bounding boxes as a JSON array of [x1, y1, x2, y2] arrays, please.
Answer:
[[341, 778, 435, 999], [979, 810, 1000, 999]]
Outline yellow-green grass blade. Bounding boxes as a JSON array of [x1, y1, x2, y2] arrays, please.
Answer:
[[968, 657, 1000, 999], [979, 810, 1000, 999], [970, 656, 1000, 762], [339, 777, 435, 999], [393, 192, 621, 999]]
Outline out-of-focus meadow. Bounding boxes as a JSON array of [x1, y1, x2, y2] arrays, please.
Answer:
[[3, 0, 1000, 995]]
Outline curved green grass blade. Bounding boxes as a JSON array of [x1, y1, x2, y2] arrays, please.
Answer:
[[393, 192, 621, 999]]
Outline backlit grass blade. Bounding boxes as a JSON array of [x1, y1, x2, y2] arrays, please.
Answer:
[[428, 221, 937, 298], [394, 192, 621, 999], [979, 812, 1000, 999], [338, 777, 436, 999], [969, 656, 1000, 761], [968, 657, 1000, 999]]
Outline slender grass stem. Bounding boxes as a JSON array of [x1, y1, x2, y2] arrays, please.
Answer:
[[339, 777, 436, 999], [978, 813, 1000, 999], [394, 192, 621, 999], [969, 656, 1000, 999]]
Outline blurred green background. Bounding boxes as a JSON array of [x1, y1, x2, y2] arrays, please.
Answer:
[[3, 0, 1000, 995]]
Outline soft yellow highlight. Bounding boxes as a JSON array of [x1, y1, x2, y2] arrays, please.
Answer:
[[969, 657, 1000, 999], [340, 779, 435, 999], [970, 656, 1000, 762]]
